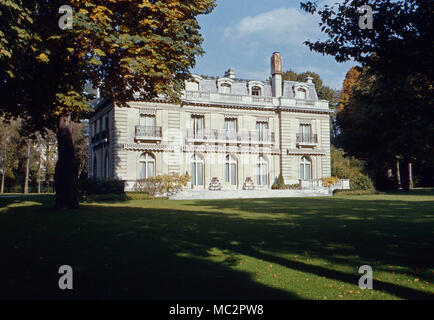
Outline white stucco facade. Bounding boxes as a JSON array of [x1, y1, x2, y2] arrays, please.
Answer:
[[89, 53, 332, 190]]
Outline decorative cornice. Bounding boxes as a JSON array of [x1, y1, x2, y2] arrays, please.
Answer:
[[287, 149, 326, 156], [122, 143, 280, 155]]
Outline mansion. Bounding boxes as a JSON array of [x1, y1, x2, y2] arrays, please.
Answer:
[[88, 52, 332, 191]]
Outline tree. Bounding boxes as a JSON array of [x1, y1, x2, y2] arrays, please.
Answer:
[[301, 0, 434, 189], [72, 121, 89, 180], [0, 0, 215, 207], [0, 117, 20, 193]]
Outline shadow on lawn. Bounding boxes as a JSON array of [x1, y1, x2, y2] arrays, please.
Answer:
[[1, 196, 433, 299]]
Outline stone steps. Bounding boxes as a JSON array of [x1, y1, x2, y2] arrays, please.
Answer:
[[169, 189, 331, 200]]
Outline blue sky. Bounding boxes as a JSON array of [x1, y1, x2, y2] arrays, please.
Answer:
[[192, 0, 356, 89]]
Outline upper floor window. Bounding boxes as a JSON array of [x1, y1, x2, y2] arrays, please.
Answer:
[[295, 88, 307, 99], [251, 86, 261, 96], [191, 115, 204, 138], [256, 121, 269, 141], [219, 83, 231, 94], [299, 124, 312, 139], [140, 115, 155, 127], [224, 118, 237, 131], [104, 115, 109, 132]]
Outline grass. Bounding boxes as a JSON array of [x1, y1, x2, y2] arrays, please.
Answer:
[[0, 189, 433, 300]]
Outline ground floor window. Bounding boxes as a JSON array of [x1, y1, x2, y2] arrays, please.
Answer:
[[256, 155, 268, 185], [191, 154, 204, 186], [93, 155, 98, 178], [104, 151, 109, 178], [300, 156, 311, 180], [138, 152, 155, 179], [224, 154, 237, 185]]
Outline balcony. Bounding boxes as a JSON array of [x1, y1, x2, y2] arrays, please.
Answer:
[[135, 125, 162, 141], [183, 91, 330, 110], [296, 133, 318, 147], [186, 129, 275, 145]]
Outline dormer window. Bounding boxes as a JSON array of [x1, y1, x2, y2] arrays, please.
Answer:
[[219, 83, 231, 94], [186, 81, 199, 91], [251, 86, 261, 96], [295, 88, 307, 99]]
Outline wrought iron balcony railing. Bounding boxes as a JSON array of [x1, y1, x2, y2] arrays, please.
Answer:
[[135, 125, 162, 139], [186, 129, 275, 144], [296, 133, 318, 145]]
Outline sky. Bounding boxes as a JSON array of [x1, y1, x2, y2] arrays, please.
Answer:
[[192, 0, 356, 89]]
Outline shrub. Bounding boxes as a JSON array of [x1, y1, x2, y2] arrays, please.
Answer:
[[321, 176, 340, 187], [333, 189, 381, 196], [271, 173, 299, 190], [79, 178, 125, 195], [134, 172, 191, 196], [331, 147, 375, 190], [126, 192, 167, 200]]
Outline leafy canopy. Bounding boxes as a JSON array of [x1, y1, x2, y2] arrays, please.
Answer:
[[0, 0, 216, 132]]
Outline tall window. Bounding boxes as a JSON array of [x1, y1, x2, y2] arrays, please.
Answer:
[[296, 88, 307, 99], [219, 83, 231, 94], [224, 118, 237, 140], [256, 121, 269, 142], [138, 152, 155, 179], [104, 115, 109, 132], [224, 155, 237, 185], [256, 156, 268, 186], [251, 86, 261, 96], [191, 115, 204, 138], [299, 124, 312, 142], [93, 155, 98, 178], [300, 156, 311, 180], [190, 154, 204, 186], [140, 115, 155, 127], [104, 151, 109, 178]]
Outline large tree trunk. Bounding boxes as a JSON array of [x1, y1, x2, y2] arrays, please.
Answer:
[[24, 138, 31, 194], [408, 162, 413, 189], [55, 115, 79, 209], [396, 159, 402, 189], [1, 171, 5, 193]]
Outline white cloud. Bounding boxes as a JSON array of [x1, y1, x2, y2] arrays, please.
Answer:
[[224, 7, 320, 45]]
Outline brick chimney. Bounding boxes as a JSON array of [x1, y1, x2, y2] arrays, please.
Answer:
[[224, 68, 235, 79], [271, 52, 283, 97]]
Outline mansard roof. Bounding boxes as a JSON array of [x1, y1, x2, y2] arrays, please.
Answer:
[[190, 74, 319, 100]]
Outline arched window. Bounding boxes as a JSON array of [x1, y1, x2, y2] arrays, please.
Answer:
[[138, 152, 155, 179], [251, 86, 261, 96], [256, 155, 268, 186], [219, 83, 231, 94], [190, 154, 204, 186], [300, 156, 312, 180], [224, 155, 237, 185], [93, 155, 98, 178], [296, 88, 307, 99], [104, 151, 109, 179]]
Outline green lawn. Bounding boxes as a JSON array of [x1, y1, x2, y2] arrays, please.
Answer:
[[1, 190, 433, 300]]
